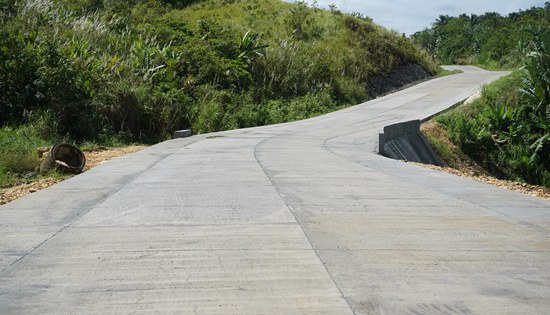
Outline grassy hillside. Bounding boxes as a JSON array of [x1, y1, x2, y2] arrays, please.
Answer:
[[412, 4, 550, 187], [1, 0, 436, 140], [425, 34, 550, 187], [0, 0, 437, 186]]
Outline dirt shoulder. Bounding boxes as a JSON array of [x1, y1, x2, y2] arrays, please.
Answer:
[[420, 121, 550, 201], [0, 145, 147, 205], [405, 161, 550, 201]]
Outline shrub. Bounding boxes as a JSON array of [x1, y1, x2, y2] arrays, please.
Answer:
[[1, 0, 437, 142], [0, 123, 50, 186], [435, 67, 550, 187]]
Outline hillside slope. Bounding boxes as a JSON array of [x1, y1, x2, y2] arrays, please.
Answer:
[[1, 0, 437, 142], [410, 4, 550, 187]]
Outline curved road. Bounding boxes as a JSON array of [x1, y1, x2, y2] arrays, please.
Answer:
[[1, 66, 549, 314]]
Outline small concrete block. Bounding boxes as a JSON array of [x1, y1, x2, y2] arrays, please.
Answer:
[[173, 129, 192, 138]]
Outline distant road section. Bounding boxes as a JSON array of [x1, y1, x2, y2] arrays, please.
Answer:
[[1, 66, 549, 314]]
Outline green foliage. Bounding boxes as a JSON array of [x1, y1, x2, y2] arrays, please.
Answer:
[[520, 32, 550, 164], [412, 3, 550, 68], [284, 1, 323, 40], [0, 122, 51, 186], [521, 33, 550, 109], [434, 69, 462, 77], [237, 30, 268, 64], [435, 41, 550, 187], [1, 0, 436, 146]]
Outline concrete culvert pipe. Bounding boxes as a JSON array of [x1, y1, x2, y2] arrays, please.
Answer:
[[40, 143, 86, 175]]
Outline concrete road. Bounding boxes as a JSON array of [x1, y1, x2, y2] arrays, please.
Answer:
[[1, 66, 549, 314]]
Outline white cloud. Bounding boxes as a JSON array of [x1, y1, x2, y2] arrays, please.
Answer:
[[285, 0, 548, 35]]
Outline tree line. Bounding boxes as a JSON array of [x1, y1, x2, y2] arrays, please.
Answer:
[[412, 3, 550, 68]]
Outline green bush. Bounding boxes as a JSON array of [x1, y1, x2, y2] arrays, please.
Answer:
[[1, 0, 437, 144], [435, 63, 550, 187], [0, 123, 50, 186]]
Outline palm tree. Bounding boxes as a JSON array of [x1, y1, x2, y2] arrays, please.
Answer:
[[433, 15, 450, 29]]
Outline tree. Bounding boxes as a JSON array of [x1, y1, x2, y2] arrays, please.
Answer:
[[433, 15, 450, 29]]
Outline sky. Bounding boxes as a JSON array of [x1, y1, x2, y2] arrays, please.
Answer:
[[285, 0, 548, 35]]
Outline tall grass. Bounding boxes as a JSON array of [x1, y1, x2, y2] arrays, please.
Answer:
[[434, 53, 550, 187], [0, 122, 51, 187], [0, 0, 439, 187], [1, 0, 437, 142]]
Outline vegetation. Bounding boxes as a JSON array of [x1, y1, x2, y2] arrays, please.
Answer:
[[0, 115, 51, 186], [430, 33, 550, 187], [2, 1, 547, 191], [416, 4, 550, 187], [0, 0, 437, 186], [411, 3, 550, 68], [1, 0, 436, 140]]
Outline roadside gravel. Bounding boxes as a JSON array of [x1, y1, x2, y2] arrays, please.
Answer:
[[406, 161, 550, 201], [0, 145, 147, 205], [419, 119, 549, 201]]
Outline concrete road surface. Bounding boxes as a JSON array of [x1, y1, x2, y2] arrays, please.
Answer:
[[1, 66, 549, 314]]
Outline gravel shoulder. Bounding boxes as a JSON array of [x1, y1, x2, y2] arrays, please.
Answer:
[[0, 145, 147, 205], [4, 139, 548, 205], [419, 121, 550, 201], [406, 161, 550, 201]]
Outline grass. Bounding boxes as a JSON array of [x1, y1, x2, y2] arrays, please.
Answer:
[[2, 0, 438, 139], [0, 124, 50, 187], [1, 0, 440, 188], [473, 62, 517, 71], [421, 121, 488, 176], [0, 125, 132, 188], [425, 70, 550, 187], [434, 68, 462, 78]]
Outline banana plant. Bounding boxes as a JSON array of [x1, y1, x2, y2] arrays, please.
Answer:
[[484, 103, 523, 145], [521, 33, 549, 113], [520, 32, 550, 163], [237, 30, 268, 65]]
